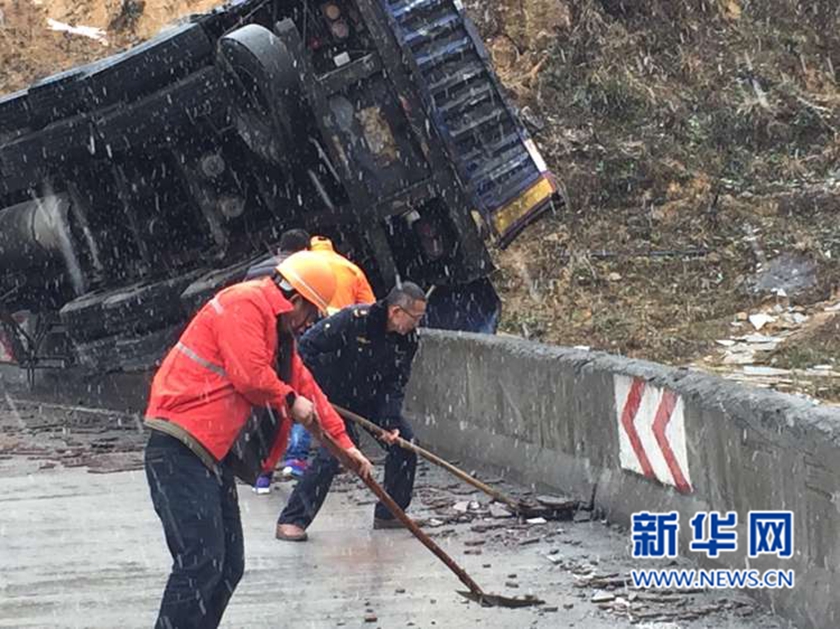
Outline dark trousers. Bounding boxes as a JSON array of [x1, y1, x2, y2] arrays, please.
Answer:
[[145, 431, 245, 629], [278, 416, 417, 527]]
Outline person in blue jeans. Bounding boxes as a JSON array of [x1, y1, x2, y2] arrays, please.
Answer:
[[244, 228, 312, 494], [276, 282, 426, 541], [281, 421, 311, 479]]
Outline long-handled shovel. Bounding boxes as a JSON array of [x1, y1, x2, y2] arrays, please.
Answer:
[[308, 417, 543, 609], [331, 404, 572, 519]]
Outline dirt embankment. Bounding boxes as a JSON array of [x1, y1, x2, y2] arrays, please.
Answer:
[[470, 0, 840, 400], [0, 0, 221, 94]]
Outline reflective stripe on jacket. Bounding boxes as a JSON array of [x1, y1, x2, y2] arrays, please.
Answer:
[[145, 278, 353, 465]]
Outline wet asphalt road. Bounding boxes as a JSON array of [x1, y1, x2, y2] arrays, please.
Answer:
[[0, 398, 794, 629]]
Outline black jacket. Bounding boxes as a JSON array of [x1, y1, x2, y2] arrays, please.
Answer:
[[298, 301, 418, 429], [244, 252, 289, 281]]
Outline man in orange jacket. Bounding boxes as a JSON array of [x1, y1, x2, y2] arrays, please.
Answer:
[[310, 236, 376, 313], [143, 251, 372, 629]]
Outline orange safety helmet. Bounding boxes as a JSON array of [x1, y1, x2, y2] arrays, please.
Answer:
[[276, 250, 336, 313], [310, 235, 335, 252]]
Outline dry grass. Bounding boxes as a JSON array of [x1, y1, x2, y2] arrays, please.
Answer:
[[473, 0, 840, 366]]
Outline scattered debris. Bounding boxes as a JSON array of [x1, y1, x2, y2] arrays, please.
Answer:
[[748, 313, 776, 331], [46, 18, 108, 44], [489, 504, 514, 519], [573, 510, 593, 523]]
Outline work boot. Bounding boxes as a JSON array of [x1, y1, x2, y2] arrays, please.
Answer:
[[373, 517, 406, 530], [276, 523, 308, 542]]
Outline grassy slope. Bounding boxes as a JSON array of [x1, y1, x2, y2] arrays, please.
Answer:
[[467, 0, 840, 365]]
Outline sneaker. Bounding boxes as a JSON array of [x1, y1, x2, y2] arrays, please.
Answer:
[[253, 474, 272, 495], [281, 458, 308, 480]]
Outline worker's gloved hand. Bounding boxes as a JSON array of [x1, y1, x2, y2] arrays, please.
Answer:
[[379, 429, 400, 446], [290, 396, 316, 427], [345, 446, 373, 480]]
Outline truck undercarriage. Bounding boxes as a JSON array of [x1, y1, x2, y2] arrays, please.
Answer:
[[0, 0, 558, 375]]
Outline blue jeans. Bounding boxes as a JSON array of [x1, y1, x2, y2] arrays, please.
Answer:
[[145, 431, 245, 629], [283, 422, 311, 462], [278, 415, 417, 528]]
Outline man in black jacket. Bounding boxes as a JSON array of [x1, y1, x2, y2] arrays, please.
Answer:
[[275, 282, 427, 541]]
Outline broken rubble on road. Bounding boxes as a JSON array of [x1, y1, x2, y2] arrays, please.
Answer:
[[0, 394, 793, 628]]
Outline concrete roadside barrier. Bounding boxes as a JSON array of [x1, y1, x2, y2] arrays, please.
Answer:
[[405, 329, 840, 629]]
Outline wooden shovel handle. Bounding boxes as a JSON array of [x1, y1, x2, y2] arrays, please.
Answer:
[[332, 404, 522, 511], [308, 418, 486, 598]]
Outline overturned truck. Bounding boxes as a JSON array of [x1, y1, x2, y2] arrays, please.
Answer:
[[0, 0, 557, 378]]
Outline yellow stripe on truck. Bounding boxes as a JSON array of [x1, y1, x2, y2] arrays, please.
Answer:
[[492, 175, 556, 236]]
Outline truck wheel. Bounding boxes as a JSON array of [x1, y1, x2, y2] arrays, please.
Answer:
[[102, 274, 199, 337], [72, 335, 120, 372], [179, 258, 257, 317], [217, 24, 302, 172], [59, 290, 112, 342]]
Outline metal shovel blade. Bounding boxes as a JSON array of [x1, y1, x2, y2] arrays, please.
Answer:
[[457, 589, 545, 608]]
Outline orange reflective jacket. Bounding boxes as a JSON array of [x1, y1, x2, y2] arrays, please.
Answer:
[[145, 278, 353, 468], [311, 237, 375, 311]]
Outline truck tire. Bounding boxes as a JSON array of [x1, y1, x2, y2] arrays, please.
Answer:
[[72, 335, 120, 372], [114, 325, 182, 372], [59, 289, 112, 342], [73, 325, 180, 372], [217, 24, 303, 172], [102, 273, 200, 337], [179, 258, 257, 316]]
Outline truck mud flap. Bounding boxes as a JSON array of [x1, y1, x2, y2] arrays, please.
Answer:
[[380, 0, 555, 242]]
